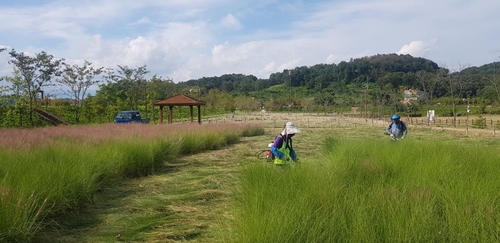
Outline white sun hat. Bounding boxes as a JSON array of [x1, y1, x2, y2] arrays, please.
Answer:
[[281, 121, 301, 135]]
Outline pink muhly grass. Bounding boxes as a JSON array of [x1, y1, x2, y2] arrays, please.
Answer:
[[0, 123, 263, 150]]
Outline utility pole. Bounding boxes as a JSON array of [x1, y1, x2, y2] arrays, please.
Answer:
[[289, 70, 292, 107], [364, 82, 368, 123], [145, 82, 148, 118], [466, 96, 470, 135], [494, 56, 499, 100]]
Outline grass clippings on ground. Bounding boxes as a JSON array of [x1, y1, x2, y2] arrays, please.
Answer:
[[37, 132, 274, 243]]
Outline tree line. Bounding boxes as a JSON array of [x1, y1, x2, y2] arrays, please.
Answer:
[[0, 47, 499, 128]]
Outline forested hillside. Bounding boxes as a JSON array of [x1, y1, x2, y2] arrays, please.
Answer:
[[177, 54, 497, 101]]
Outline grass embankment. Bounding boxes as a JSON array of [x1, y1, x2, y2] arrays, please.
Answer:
[[228, 132, 500, 242], [0, 123, 264, 243]]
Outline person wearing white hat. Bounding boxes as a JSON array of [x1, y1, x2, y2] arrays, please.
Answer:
[[270, 121, 301, 166]]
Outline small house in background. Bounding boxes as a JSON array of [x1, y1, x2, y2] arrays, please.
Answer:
[[402, 89, 429, 104]]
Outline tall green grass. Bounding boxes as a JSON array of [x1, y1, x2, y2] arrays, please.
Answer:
[[228, 137, 500, 242], [0, 124, 264, 243]]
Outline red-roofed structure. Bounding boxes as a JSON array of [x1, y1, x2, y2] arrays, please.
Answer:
[[153, 94, 206, 124]]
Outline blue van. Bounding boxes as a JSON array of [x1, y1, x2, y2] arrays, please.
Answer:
[[114, 110, 149, 123]]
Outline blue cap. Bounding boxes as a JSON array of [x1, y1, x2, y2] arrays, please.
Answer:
[[391, 115, 400, 120]]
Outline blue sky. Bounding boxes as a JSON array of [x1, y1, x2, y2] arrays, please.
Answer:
[[1, 0, 499, 96]]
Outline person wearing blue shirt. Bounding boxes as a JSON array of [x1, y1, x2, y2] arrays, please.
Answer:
[[385, 115, 407, 140]]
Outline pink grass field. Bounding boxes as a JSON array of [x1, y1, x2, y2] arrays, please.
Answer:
[[0, 123, 261, 150]]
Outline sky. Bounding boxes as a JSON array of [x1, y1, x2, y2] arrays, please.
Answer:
[[0, 0, 499, 96]]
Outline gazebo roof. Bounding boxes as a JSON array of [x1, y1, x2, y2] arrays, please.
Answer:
[[153, 94, 205, 106]]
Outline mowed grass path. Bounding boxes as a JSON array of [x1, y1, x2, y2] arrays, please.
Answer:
[[37, 129, 281, 243], [37, 125, 500, 242]]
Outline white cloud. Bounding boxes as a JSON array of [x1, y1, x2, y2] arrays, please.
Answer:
[[220, 14, 243, 30], [123, 36, 159, 65], [46, 20, 214, 82], [212, 41, 258, 66], [135, 17, 152, 25], [0, 46, 12, 89], [397, 39, 437, 57], [262, 61, 276, 74], [0, 56, 11, 80], [277, 59, 302, 72], [209, 38, 315, 79]]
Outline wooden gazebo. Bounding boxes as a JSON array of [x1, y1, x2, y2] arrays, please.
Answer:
[[153, 94, 206, 124]]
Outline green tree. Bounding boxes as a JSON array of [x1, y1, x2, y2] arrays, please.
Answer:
[[90, 83, 118, 121], [148, 76, 177, 102], [416, 71, 438, 101], [2, 97, 29, 128], [315, 87, 336, 114], [5, 49, 63, 126], [484, 73, 500, 101], [234, 96, 259, 112], [1, 69, 28, 127], [57, 60, 104, 123], [442, 63, 469, 126], [203, 89, 235, 113], [107, 65, 149, 110]]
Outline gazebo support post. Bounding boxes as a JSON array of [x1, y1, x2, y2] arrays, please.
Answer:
[[159, 106, 164, 124], [197, 105, 202, 124], [189, 106, 194, 122], [168, 106, 173, 124]]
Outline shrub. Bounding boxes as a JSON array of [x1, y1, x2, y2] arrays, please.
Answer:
[[472, 115, 486, 129]]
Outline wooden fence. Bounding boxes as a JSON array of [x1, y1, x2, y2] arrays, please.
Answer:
[[168, 112, 500, 137]]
